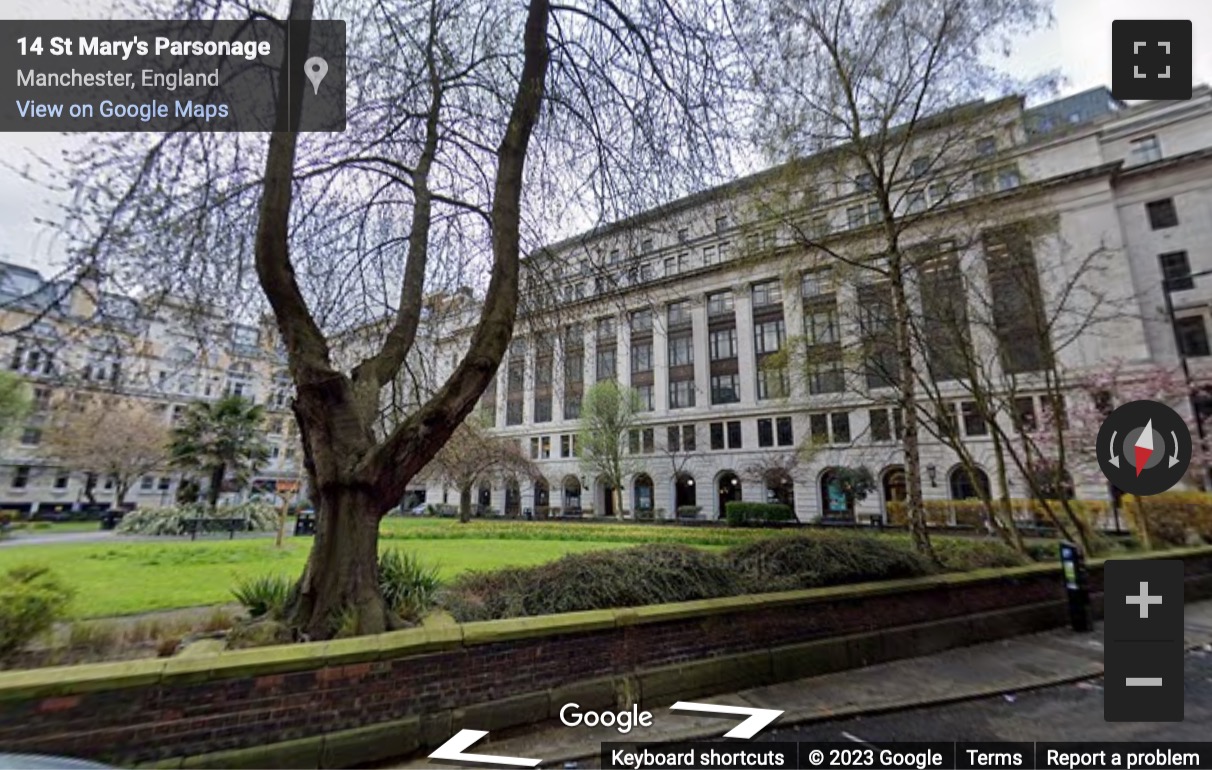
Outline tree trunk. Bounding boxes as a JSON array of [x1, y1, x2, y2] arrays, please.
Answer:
[[459, 483, 473, 523], [285, 485, 399, 639], [207, 463, 226, 510], [990, 428, 1025, 554], [83, 473, 97, 505], [115, 481, 129, 509], [888, 255, 937, 564]]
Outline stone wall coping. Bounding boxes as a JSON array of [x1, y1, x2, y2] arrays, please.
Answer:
[[0, 545, 1205, 702]]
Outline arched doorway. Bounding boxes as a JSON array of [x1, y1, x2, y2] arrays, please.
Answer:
[[763, 469, 794, 510], [597, 476, 615, 518], [716, 471, 741, 519], [881, 465, 906, 520], [819, 468, 851, 522], [504, 480, 521, 518], [563, 475, 582, 514], [948, 465, 990, 500], [477, 483, 491, 516], [534, 478, 550, 517], [674, 473, 697, 517], [633, 474, 654, 516]]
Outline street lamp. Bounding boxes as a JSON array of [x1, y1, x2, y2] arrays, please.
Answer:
[[1161, 270, 1212, 488]]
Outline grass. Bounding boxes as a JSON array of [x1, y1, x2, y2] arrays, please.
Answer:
[[7, 521, 104, 535], [0, 517, 1058, 620], [0, 535, 633, 619]]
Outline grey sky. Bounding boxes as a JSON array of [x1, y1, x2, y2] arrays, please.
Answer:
[[1, 0, 1211, 275]]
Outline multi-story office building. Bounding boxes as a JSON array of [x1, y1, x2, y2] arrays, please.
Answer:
[[418, 86, 1212, 522], [0, 267, 301, 513]]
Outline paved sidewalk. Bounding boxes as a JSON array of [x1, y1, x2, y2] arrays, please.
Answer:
[[393, 600, 1212, 768]]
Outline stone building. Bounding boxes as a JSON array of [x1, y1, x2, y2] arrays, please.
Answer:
[[416, 86, 1212, 522], [0, 267, 301, 514]]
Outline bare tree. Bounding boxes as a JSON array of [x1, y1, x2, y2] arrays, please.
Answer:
[[578, 380, 642, 519], [56, 0, 737, 637], [427, 418, 539, 523], [44, 392, 170, 509], [730, 0, 1053, 562]]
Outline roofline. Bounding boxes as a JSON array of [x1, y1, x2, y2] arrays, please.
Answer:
[[538, 94, 1025, 255]]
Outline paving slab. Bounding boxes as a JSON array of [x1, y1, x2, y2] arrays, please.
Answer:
[[388, 599, 1212, 769]]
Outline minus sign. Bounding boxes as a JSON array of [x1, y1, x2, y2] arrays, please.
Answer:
[[1126, 677, 1163, 686]]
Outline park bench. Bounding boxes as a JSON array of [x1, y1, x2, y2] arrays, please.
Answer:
[[181, 517, 247, 540], [294, 510, 317, 536]]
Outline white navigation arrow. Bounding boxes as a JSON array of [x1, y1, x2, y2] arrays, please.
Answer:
[[428, 729, 540, 767], [1109, 430, 1120, 468], [670, 701, 784, 739], [1169, 430, 1181, 468]]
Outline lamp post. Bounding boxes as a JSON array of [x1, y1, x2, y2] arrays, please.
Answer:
[[1161, 271, 1212, 488]]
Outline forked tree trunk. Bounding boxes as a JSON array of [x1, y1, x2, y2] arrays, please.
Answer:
[[286, 485, 400, 639]]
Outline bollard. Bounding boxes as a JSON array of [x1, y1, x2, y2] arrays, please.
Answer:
[[1059, 541, 1093, 632]]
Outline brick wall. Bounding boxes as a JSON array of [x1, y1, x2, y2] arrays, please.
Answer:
[[1, 549, 1210, 767]]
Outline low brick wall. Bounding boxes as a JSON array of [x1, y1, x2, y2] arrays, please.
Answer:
[[2, 547, 1211, 769]]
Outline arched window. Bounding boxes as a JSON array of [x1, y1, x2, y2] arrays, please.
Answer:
[[949, 465, 990, 500], [563, 475, 582, 512], [633, 474, 654, 514], [716, 471, 741, 519]]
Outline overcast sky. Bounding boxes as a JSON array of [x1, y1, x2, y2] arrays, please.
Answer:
[[2, 0, 1211, 274]]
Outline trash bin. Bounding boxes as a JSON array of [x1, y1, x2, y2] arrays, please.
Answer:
[[99, 510, 125, 531]]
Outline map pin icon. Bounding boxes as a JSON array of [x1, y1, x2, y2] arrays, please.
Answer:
[[304, 57, 328, 95]]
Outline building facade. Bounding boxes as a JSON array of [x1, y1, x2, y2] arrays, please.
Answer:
[[418, 87, 1212, 522], [0, 269, 301, 514]]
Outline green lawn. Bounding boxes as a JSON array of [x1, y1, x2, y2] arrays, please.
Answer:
[[0, 535, 632, 619]]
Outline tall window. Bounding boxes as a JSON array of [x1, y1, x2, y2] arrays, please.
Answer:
[[1160, 251, 1193, 291], [1146, 199, 1178, 230], [754, 318, 785, 354], [668, 334, 694, 366], [757, 367, 788, 399], [669, 380, 696, 409], [804, 307, 838, 345], [1130, 134, 1162, 165], [630, 308, 653, 332], [752, 280, 782, 308], [596, 348, 616, 381], [635, 384, 654, 411], [709, 328, 737, 360], [707, 290, 734, 316], [984, 226, 1051, 374], [1175, 316, 1211, 357], [710, 373, 740, 404], [630, 341, 653, 373]]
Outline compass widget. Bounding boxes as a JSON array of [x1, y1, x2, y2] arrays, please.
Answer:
[[1096, 400, 1192, 496]]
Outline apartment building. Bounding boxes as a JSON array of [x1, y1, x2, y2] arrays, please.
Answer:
[[419, 86, 1212, 522], [0, 267, 301, 513]]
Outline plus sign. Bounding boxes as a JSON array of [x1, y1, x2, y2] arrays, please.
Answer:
[[1126, 581, 1163, 619]]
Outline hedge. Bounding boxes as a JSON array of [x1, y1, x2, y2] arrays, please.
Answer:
[[724, 501, 795, 527], [1124, 492, 1212, 546], [886, 498, 1111, 530]]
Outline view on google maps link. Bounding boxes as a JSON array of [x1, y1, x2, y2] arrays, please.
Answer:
[[1, 1, 1212, 769]]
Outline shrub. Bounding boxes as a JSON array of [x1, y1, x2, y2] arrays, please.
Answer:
[[0, 565, 74, 662], [931, 538, 1028, 572], [378, 548, 442, 622], [231, 573, 293, 619], [442, 544, 745, 621], [728, 533, 932, 592], [1124, 492, 1212, 547], [724, 502, 794, 527], [676, 505, 702, 518], [117, 502, 279, 536]]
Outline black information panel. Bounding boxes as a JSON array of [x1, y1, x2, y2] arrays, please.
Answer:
[[0, 20, 346, 131], [601, 742, 1212, 770]]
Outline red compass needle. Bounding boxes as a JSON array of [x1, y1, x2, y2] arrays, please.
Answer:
[[1133, 419, 1155, 477]]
